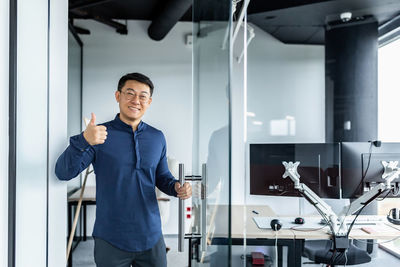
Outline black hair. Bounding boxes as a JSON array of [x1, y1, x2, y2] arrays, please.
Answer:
[[117, 72, 154, 96]]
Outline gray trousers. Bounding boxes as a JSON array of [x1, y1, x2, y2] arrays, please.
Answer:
[[94, 236, 167, 267]]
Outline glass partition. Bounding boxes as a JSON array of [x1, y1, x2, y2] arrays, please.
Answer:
[[66, 29, 84, 258], [191, 0, 233, 265], [244, 1, 400, 266], [245, 0, 382, 217], [67, 30, 83, 194]]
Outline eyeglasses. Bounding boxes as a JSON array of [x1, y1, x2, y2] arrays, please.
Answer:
[[120, 90, 150, 103]]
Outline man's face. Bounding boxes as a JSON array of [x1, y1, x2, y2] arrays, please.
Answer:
[[115, 80, 152, 122]]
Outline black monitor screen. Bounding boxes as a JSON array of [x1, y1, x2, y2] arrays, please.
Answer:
[[341, 142, 400, 198], [250, 143, 340, 199]]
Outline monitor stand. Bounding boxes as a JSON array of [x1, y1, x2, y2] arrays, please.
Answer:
[[282, 160, 400, 249]]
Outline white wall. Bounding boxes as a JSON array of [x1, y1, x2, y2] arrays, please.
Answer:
[[246, 25, 325, 214], [0, 0, 9, 266], [75, 20, 193, 235], [246, 25, 325, 144], [230, 24, 326, 214]]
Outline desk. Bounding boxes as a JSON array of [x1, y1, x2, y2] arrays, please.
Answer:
[[67, 186, 96, 267], [68, 186, 96, 241], [189, 205, 400, 267]]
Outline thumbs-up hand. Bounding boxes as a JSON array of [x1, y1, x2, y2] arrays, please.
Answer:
[[83, 113, 108, 146]]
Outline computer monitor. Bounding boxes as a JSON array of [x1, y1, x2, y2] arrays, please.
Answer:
[[341, 142, 400, 198], [250, 143, 341, 199]]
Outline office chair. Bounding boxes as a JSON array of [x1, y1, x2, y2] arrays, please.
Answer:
[[301, 168, 371, 265], [303, 239, 371, 265]]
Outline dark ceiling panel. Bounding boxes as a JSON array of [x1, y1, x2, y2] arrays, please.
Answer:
[[248, 0, 400, 44], [148, 0, 193, 40], [69, 0, 193, 21], [193, 0, 230, 22], [247, 0, 336, 14], [70, 0, 160, 20], [85, 1, 158, 20], [69, 0, 114, 10], [68, 0, 400, 43], [264, 25, 325, 45], [69, 0, 400, 23], [307, 28, 325, 44]]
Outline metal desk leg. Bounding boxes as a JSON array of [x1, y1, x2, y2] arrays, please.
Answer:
[[188, 238, 192, 267], [68, 203, 72, 240], [83, 204, 87, 241], [68, 202, 73, 267], [196, 238, 200, 262], [294, 239, 303, 267], [278, 245, 283, 267], [366, 239, 373, 254], [286, 241, 295, 267]]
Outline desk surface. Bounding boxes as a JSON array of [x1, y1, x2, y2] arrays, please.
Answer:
[[213, 205, 400, 240], [68, 186, 96, 202], [67, 186, 170, 202]]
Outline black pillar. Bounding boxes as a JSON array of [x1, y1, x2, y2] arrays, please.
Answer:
[[325, 21, 378, 142]]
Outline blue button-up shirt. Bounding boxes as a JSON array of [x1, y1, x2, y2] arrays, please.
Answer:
[[55, 114, 177, 252]]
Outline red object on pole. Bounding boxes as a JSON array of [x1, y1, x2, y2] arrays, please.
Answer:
[[251, 252, 265, 265]]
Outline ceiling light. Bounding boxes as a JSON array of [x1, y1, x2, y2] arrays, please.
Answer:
[[340, 12, 352, 22]]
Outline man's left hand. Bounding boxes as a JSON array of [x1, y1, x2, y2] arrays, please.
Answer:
[[175, 182, 192, 200]]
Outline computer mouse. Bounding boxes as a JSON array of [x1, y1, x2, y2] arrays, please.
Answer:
[[294, 217, 305, 224]]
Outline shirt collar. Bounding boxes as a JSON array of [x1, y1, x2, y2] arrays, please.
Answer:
[[114, 113, 145, 132]]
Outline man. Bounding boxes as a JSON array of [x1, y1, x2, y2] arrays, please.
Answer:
[[55, 72, 192, 267]]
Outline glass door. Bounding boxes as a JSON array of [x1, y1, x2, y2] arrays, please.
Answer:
[[189, 0, 233, 266]]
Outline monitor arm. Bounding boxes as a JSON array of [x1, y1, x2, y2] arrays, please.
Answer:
[[337, 161, 400, 223], [282, 161, 341, 235], [282, 161, 400, 243]]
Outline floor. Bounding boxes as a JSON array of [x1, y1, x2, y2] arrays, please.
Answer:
[[299, 249, 400, 267], [72, 236, 400, 267], [72, 236, 188, 267]]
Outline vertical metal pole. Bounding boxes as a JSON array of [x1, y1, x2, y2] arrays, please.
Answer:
[[178, 163, 185, 252], [201, 163, 207, 252], [9, 0, 17, 266]]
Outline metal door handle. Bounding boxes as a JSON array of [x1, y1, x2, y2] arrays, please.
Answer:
[[201, 163, 207, 252], [178, 163, 185, 252]]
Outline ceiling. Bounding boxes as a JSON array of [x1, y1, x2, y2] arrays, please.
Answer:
[[69, 0, 192, 21], [69, 0, 400, 43], [248, 0, 400, 44]]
